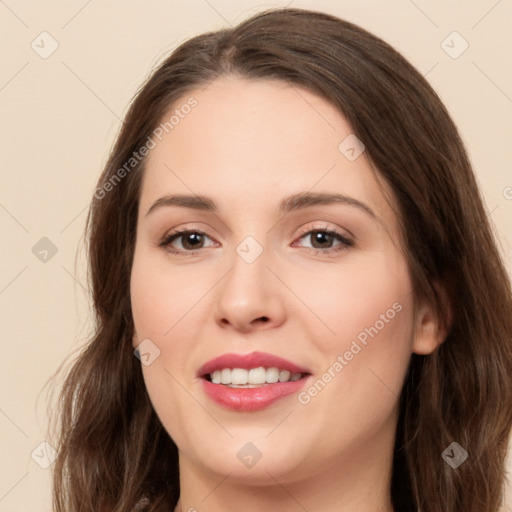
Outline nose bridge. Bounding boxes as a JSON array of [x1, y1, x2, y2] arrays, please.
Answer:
[[223, 234, 270, 306], [214, 233, 284, 330]]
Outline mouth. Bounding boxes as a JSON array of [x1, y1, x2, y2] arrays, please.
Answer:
[[202, 367, 309, 387], [197, 351, 312, 411]]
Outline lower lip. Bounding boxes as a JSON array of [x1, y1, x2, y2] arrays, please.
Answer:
[[201, 377, 310, 411]]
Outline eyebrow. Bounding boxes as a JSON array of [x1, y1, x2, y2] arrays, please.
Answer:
[[145, 191, 377, 220]]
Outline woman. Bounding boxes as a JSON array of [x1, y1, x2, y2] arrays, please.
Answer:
[[51, 7, 512, 512]]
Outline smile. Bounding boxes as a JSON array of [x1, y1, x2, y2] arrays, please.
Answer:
[[207, 367, 305, 387], [198, 351, 312, 411]]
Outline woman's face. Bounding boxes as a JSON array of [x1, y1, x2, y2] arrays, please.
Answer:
[[130, 75, 439, 485]]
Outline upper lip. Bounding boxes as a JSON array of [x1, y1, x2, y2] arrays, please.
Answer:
[[197, 351, 311, 377]]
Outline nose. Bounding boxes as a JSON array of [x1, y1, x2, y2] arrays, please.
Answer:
[[213, 247, 286, 333]]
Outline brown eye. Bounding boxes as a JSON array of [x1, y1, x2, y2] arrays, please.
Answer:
[[176, 232, 205, 250], [159, 230, 216, 255], [293, 228, 354, 254], [309, 231, 336, 249]]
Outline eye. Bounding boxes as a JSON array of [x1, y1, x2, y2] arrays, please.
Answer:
[[158, 229, 217, 255], [292, 227, 354, 254], [158, 226, 354, 257]]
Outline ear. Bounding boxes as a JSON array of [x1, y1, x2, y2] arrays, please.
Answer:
[[412, 280, 452, 355]]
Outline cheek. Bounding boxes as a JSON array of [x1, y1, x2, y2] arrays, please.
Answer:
[[130, 248, 217, 436], [130, 257, 192, 443], [130, 248, 210, 341], [291, 246, 413, 354], [292, 251, 414, 448]]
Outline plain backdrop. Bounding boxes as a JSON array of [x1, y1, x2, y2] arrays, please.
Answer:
[[0, 1, 511, 510]]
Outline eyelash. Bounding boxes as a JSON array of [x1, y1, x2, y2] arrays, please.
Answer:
[[158, 226, 354, 257]]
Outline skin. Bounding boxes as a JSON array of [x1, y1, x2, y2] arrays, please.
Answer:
[[130, 75, 445, 512]]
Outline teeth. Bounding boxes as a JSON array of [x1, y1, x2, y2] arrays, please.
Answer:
[[232, 368, 248, 385], [220, 368, 230, 385], [249, 367, 266, 384], [278, 370, 291, 382], [266, 367, 279, 383], [209, 367, 303, 386]]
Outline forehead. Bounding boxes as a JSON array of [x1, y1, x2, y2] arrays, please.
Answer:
[[139, 75, 398, 232]]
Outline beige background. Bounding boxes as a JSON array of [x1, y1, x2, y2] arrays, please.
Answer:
[[0, 1, 511, 510]]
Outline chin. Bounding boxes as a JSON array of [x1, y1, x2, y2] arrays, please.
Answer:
[[190, 436, 309, 483]]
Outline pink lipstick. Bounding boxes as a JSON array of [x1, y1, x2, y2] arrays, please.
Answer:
[[197, 351, 312, 411]]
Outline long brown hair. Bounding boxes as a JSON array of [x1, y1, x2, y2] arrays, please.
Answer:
[[50, 7, 512, 511]]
